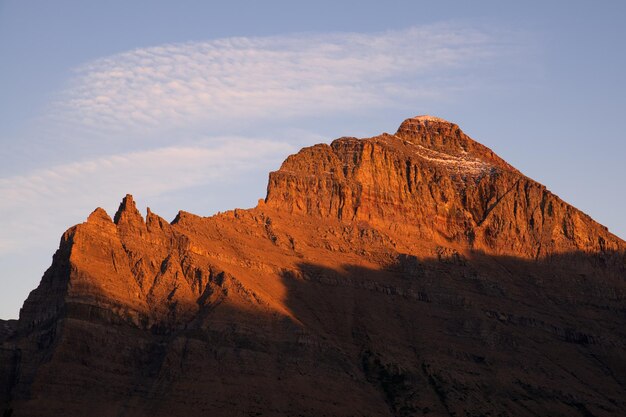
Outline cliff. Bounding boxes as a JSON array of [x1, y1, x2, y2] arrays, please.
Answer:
[[267, 116, 621, 257], [1, 116, 625, 417]]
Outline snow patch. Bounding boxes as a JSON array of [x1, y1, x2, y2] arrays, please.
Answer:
[[410, 115, 452, 123], [398, 135, 490, 175]]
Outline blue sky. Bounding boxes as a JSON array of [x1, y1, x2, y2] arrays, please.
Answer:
[[1, 1, 625, 318]]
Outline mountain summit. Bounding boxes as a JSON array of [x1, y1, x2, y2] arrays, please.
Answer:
[[1, 117, 625, 417], [267, 116, 619, 257]]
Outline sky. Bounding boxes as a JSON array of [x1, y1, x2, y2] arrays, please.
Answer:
[[1, 0, 625, 319]]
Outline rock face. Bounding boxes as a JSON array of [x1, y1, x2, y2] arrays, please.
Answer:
[[1, 116, 625, 417], [267, 117, 618, 258]]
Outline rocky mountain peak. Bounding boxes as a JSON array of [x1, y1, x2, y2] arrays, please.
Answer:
[[87, 207, 113, 224], [394, 115, 517, 173], [2, 116, 625, 417], [265, 117, 622, 257], [395, 114, 458, 131], [113, 194, 147, 239], [113, 194, 142, 224]]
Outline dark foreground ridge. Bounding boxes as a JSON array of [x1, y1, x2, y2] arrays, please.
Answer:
[[1, 116, 625, 417]]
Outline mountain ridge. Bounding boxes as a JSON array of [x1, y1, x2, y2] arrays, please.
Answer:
[[1, 116, 625, 417], [266, 116, 622, 258]]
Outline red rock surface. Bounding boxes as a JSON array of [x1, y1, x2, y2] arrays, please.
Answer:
[[1, 116, 625, 416]]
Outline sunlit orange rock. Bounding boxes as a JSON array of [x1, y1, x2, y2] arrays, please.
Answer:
[[1, 116, 624, 417]]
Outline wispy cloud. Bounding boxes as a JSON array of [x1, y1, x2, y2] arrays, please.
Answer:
[[0, 138, 292, 253], [47, 25, 506, 137]]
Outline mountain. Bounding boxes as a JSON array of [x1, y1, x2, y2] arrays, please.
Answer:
[[1, 116, 625, 417]]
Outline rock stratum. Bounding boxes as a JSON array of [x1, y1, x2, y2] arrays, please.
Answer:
[[1, 116, 625, 417]]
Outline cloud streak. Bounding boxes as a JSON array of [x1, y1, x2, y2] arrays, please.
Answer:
[[48, 25, 506, 136], [0, 138, 292, 253]]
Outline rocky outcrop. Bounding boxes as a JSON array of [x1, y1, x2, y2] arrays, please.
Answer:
[[1, 116, 625, 417], [266, 116, 622, 258]]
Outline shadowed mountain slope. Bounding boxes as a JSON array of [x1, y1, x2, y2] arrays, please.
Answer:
[[1, 116, 625, 417]]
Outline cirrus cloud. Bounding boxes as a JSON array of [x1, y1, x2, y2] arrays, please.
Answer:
[[0, 137, 293, 254], [48, 25, 509, 137]]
